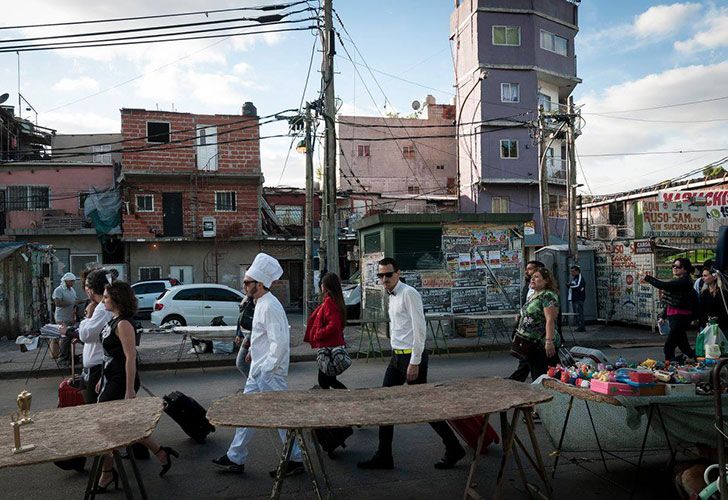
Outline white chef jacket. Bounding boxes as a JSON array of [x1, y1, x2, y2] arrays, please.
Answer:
[[387, 280, 426, 365], [248, 292, 290, 378], [77, 302, 112, 368]]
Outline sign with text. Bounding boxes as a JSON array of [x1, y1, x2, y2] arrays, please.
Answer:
[[451, 287, 488, 314], [658, 189, 728, 219], [420, 288, 452, 314], [641, 201, 706, 238]]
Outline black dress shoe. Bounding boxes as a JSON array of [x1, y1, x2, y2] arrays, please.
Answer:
[[357, 454, 394, 470], [269, 460, 305, 478], [434, 446, 466, 469]]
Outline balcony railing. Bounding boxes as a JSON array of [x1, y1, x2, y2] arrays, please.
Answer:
[[546, 158, 567, 185]]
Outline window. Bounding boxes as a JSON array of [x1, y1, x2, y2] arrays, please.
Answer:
[[538, 93, 553, 112], [139, 266, 162, 281], [205, 287, 242, 302], [540, 30, 568, 56], [492, 26, 521, 46], [549, 194, 568, 217], [147, 121, 170, 143], [78, 192, 90, 210], [132, 282, 166, 295], [173, 288, 205, 301], [500, 140, 518, 159], [500, 83, 520, 103], [402, 145, 415, 160], [274, 205, 303, 225], [408, 186, 420, 195], [492, 197, 510, 213], [436, 165, 445, 170], [196, 125, 218, 171], [215, 191, 237, 212], [357, 145, 370, 157], [363, 232, 381, 253], [6, 185, 50, 211], [136, 194, 154, 212], [92, 144, 112, 163]]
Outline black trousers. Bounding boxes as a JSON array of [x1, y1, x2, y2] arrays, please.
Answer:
[[83, 364, 103, 404], [665, 315, 696, 360], [376, 351, 461, 458], [318, 370, 347, 390], [508, 346, 559, 382]]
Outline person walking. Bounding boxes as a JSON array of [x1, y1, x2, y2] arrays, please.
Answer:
[[357, 257, 465, 471], [212, 253, 303, 477], [642, 257, 698, 361], [53, 272, 79, 367], [234, 296, 254, 379], [304, 272, 348, 389], [698, 267, 728, 331], [94, 281, 177, 492], [509, 267, 561, 382], [568, 265, 586, 332]]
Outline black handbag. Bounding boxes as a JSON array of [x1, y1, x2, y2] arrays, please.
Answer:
[[510, 334, 538, 360]]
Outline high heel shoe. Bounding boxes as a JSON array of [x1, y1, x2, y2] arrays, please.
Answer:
[[94, 468, 119, 493], [155, 446, 179, 477]]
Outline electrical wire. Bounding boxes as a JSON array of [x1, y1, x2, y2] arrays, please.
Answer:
[[586, 114, 728, 124], [580, 147, 728, 158], [0, 1, 308, 31], [586, 94, 728, 115], [1, 24, 318, 53]]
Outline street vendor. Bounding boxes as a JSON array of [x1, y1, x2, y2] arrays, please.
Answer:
[[212, 253, 303, 477], [357, 257, 466, 471], [641, 257, 697, 361]]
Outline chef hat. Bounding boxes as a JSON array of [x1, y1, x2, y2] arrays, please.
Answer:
[[61, 272, 77, 282], [246, 253, 283, 288]]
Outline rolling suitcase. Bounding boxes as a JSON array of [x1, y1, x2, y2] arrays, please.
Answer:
[[55, 343, 87, 471], [162, 391, 215, 443], [447, 416, 500, 455]]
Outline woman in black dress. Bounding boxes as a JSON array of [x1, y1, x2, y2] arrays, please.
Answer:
[[94, 281, 178, 492]]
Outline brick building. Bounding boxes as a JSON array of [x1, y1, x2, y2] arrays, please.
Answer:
[[119, 104, 265, 288]]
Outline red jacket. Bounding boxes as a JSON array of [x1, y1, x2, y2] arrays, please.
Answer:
[[304, 296, 346, 348]]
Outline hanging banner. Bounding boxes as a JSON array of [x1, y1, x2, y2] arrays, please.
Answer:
[[658, 189, 728, 219]]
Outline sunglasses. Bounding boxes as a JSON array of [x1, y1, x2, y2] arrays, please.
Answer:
[[377, 271, 396, 279], [243, 280, 258, 286], [672, 265, 683, 269]]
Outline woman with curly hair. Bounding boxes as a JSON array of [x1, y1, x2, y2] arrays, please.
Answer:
[[94, 281, 178, 492]]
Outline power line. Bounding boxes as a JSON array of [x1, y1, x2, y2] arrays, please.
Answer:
[[0, 1, 308, 31], [579, 147, 728, 158], [1, 23, 318, 53], [587, 113, 728, 124], [586, 94, 728, 115]]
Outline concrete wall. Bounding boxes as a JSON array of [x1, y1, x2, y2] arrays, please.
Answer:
[[52, 133, 122, 164], [0, 163, 114, 229], [337, 102, 457, 196]]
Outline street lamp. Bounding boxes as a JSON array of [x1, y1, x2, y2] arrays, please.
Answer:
[[456, 67, 488, 212]]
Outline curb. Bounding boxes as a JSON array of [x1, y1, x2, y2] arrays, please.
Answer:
[[0, 335, 662, 381]]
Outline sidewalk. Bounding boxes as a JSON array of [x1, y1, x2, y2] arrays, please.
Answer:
[[0, 314, 669, 380]]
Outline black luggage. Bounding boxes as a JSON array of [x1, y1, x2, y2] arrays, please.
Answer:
[[163, 391, 215, 443], [314, 426, 353, 457]]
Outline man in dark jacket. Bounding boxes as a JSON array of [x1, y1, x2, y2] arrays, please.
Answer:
[[568, 266, 586, 332]]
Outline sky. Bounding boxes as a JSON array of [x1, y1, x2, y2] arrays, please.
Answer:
[[1, 1, 727, 196]]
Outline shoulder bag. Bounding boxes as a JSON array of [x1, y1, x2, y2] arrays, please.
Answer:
[[317, 346, 352, 376]]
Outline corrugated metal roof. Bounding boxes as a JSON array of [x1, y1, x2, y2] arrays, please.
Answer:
[[0, 242, 24, 261]]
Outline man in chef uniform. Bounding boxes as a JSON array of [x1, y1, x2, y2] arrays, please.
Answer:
[[213, 253, 303, 477]]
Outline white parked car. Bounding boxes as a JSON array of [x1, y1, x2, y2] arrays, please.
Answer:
[[150, 284, 244, 327], [131, 279, 181, 318]]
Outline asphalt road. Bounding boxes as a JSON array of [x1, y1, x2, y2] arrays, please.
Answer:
[[0, 346, 677, 500]]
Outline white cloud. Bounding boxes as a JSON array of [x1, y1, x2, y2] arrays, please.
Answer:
[[674, 8, 728, 52], [43, 111, 120, 134], [577, 61, 728, 194], [52, 77, 100, 93], [632, 3, 701, 38]]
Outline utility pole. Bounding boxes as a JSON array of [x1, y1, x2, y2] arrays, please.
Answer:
[[538, 106, 550, 246], [320, 0, 339, 275], [566, 96, 578, 262], [303, 103, 314, 319]]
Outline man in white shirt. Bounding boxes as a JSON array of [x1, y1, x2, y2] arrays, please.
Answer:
[[358, 257, 465, 470], [53, 272, 79, 367], [213, 253, 303, 477]]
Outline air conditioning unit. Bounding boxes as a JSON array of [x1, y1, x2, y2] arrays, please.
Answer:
[[590, 224, 617, 240], [202, 216, 216, 238]]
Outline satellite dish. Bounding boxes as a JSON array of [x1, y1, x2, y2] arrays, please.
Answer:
[[0, 93, 9, 105], [411, 100, 421, 111]]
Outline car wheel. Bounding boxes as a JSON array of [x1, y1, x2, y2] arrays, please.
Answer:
[[162, 315, 186, 327]]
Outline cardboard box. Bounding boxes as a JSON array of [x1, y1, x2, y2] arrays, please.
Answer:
[[590, 379, 639, 397], [457, 324, 478, 338], [637, 384, 666, 396], [665, 383, 695, 395]]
